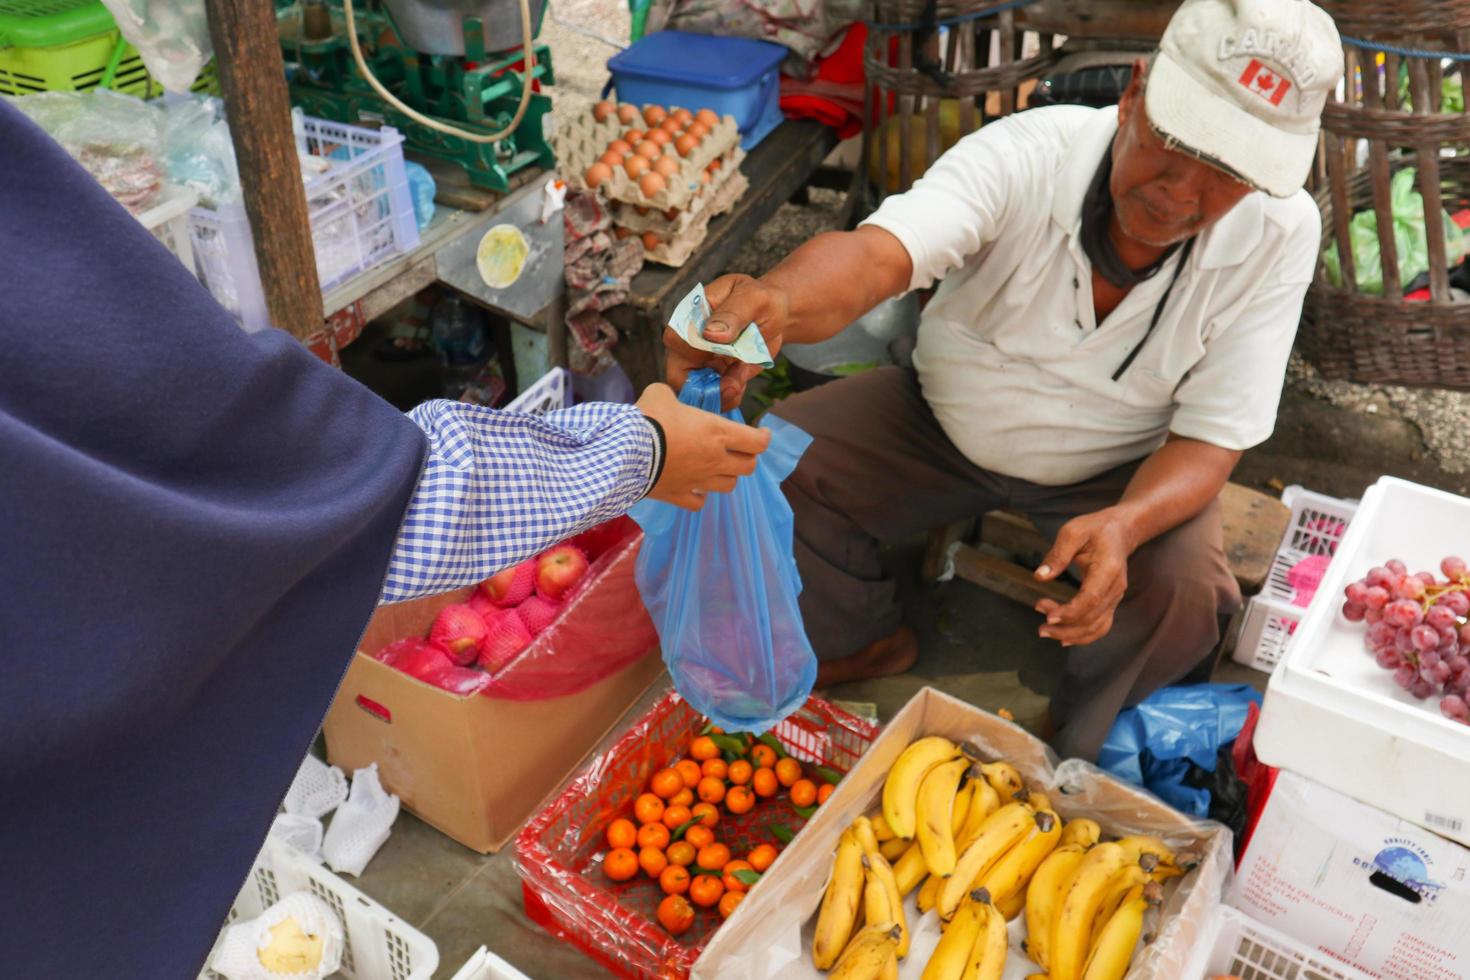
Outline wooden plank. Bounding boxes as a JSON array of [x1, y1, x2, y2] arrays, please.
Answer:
[[1325, 130, 1357, 292], [876, 30, 890, 203], [998, 10, 1017, 116], [1408, 60, 1450, 304], [1015, 0, 1173, 40], [205, 0, 323, 339], [898, 32, 913, 193], [1358, 64, 1401, 296], [950, 545, 1078, 606], [959, 27, 978, 136], [922, 520, 975, 581], [1220, 483, 1290, 595], [980, 510, 1050, 563]]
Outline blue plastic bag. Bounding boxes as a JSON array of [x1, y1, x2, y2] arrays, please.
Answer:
[[629, 370, 817, 733], [1098, 683, 1261, 817]]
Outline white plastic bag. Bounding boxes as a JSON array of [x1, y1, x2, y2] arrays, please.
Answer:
[[322, 763, 399, 877], [211, 891, 344, 980], [100, 0, 213, 95]]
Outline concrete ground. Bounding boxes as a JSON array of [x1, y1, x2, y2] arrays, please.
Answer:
[[328, 10, 1470, 976]]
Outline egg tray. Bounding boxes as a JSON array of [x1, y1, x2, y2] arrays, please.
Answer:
[[636, 170, 750, 269], [610, 161, 747, 238], [557, 111, 741, 211]]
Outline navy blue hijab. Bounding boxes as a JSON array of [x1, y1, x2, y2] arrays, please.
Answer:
[[0, 101, 427, 976]]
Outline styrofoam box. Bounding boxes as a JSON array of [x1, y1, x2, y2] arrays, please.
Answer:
[[1182, 907, 1372, 980], [449, 947, 533, 980], [1255, 476, 1470, 845]]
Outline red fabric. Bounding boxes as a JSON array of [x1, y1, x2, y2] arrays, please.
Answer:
[[1231, 701, 1281, 865], [780, 24, 867, 139]]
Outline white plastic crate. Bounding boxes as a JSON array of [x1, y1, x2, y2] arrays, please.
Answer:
[[448, 947, 533, 980], [505, 366, 574, 415], [199, 837, 438, 980], [1232, 486, 1358, 671], [1255, 476, 1470, 845], [1184, 907, 1371, 980], [135, 183, 199, 273], [188, 117, 420, 333]]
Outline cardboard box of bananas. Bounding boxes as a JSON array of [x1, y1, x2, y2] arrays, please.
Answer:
[[690, 688, 1229, 980]]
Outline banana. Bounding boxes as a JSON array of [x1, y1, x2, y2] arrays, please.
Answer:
[[854, 815, 882, 855], [860, 846, 909, 959], [881, 949, 899, 980], [831, 922, 902, 980], [969, 777, 1001, 825], [1079, 885, 1150, 980], [966, 896, 1009, 980], [1114, 835, 1177, 871], [1088, 864, 1149, 947], [1059, 819, 1101, 850], [937, 802, 1036, 921], [998, 886, 1026, 921], [872, 813, 898, 842], [921, 890, 985, 980], [884, 736, 962, 839], [1049, 843, 1131, 980], [1028, 791, 1053, 813], [917, 757, 972, 876], [880, 837, 911, 862], [952, 777, 976, 836], [979, 808, 1061, 905], [1023, 844, 1087, 971], [894, 840, 928, 897], [917, 872, 941, 913], [813, 829, 865, 970], [978, 761, 1026, 802]]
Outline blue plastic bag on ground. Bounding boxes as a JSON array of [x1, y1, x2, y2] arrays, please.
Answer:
[[629, 370, 817, 732], [1098, 683, 1261, 817]]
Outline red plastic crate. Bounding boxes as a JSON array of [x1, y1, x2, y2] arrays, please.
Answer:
[[513, 691, 879, 979]]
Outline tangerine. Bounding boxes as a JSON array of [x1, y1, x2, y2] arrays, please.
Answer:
[[666, 841, 696, 867], [606, 818, 637, 850], [685, 825, 715, 850], [697, 843, 731, 871], [727, 760, 753, 785], [634, 793, 664, 825], [718, 890, 744, 919], [691, 802, 720, 828], [817, 783, 835, 805], [725, 785, 755, 814], [657, 894, 695, 935], [775, 758, 803, 788], [722, 859, 755, 893], [689, 874, 724, 908], [651, 768, 684, 799], [659, 864, 691, 895], [662, 804, 693, 830], [639, 846, 669, 878], [747, 843, 778, 872], [789, 779, 818, 808], [689, 736, 720, 761], [669, 787, 695, 808], [752, 768, 778, 798], [675, 759, 703, 788], [697, 776, 727, 805], [750, 744, 777, 769], [701, 758, 728, 781], [604, 847, 639, 881], [637, 822, 670, 851]]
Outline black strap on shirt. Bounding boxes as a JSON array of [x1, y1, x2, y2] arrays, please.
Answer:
[[1110, 235, 1196, 382]]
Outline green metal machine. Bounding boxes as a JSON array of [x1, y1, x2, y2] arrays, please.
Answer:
[[281, 0, 555, 192]]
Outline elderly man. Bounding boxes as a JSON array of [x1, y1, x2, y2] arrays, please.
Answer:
[[668, 0, 1344, 759]]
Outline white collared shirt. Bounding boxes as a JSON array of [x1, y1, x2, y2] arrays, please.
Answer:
[[861, 104, 1319, 486]]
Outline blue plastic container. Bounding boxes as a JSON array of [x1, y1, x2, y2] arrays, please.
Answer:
[[606, 30, 788, 150]]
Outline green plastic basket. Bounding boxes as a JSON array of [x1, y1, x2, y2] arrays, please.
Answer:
[[0, 0, 216, 97]]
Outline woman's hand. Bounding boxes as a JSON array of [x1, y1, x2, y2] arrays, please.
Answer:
[[636, 383, 771, 510]]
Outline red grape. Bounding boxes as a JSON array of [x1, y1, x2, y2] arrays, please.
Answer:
[[1345, 581, 1370, 604], [1396, 577, 1427, 600], [1440, 694, 1469, 724], [1413, 625, 1441, 651], [1443, 591, 1470, 617], [1385, 559, 1408, 577], [1441, 556, 1466, 580], [1426, 605, 1458, 631], [1364, 586, 1391, 610], [1386, 600, 1424, 628], [1367, 566, 1395, 587], [1342, 601, 1367, 622]]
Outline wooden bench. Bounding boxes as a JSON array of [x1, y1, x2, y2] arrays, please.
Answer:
[[922, 482, 1291, 606]]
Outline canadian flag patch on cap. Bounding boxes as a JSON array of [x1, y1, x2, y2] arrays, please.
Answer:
[[1238, 58, 1291, 106]]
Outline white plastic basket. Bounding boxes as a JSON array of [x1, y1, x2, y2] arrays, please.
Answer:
[[1185, 907, 1371, 980], [448, 947, 533, 980], [505, 366, 574, 415], [200, 837, 438, 980], [1232, 486, 1358, 671], [188, 117, 420, 333], [135, 183, 199, 273]]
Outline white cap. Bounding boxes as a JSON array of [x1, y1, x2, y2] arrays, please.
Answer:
[[1146, 0, 1344, 197]]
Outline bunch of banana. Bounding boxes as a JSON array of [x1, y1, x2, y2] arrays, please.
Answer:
[[921, 889, 1007, 980], [812, 816, 909, 978]]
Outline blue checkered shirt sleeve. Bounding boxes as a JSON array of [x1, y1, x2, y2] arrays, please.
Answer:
[[380, 399, 658, 603]]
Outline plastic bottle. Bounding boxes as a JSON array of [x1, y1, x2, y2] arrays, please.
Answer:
[[429, 293, 489, 398]]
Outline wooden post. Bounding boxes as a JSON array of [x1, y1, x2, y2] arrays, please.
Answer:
[[205, 0, 323, 338]]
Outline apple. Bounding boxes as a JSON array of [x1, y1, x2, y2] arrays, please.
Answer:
[[536, 545, 589, 601]]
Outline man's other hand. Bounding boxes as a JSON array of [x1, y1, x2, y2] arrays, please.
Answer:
[[637, 383, 771, 510], [1032, 510, 1135, 647]]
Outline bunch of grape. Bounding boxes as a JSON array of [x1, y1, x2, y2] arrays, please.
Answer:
[[1342, 556, 1470, 724]]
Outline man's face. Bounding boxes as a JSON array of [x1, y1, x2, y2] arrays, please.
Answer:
[[1111, 59, 1254, 247]]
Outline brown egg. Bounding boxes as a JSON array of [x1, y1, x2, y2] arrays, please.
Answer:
[[608, 139, 632, 156], [635, 140, 663, 160], [659, 117, 683, 133], [593, 100, 616, 122], [653, 156, 680, 178], [706, 158, 722, 173], [695, 108, 719, 127], [642, 231, 662, 250], [672, 108, 694, 126], [584, 162, 613, 188], [639, 171, 667, 198], [699, 170, 711, 185], [599, 150, 625, 167], [624, 155, 650, 178], [616, 104, 639, 124], [623, 128, 645, 144], [643, 105, 667, 127], [634, 205, 649, 215], [647, 128, 672, 146], [613, 225, 632, 239], [674, 134, 698, 157], [664, 207, 680, 220], [687, 121, 709, 140]]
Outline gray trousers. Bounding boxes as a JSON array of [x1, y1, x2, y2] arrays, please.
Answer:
[[771, 366, 1241, 761]]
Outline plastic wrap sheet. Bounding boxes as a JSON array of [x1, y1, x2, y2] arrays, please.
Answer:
[[693, 686, 1232, 980], [101, 0, 212, 94], [513, 691, 878, 979], [8, 90, 163, 211]]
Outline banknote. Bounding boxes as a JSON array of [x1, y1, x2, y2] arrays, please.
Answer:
[[667, 283, 774, 368]]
